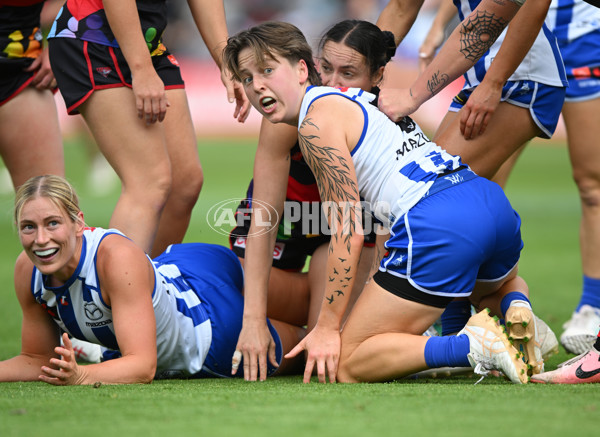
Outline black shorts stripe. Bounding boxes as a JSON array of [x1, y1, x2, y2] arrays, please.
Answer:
[[373, 271, 453, 308], [49, 37, 184, 114]]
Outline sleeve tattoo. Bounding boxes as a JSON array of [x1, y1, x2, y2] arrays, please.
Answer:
[[298, 115, 362, 304]]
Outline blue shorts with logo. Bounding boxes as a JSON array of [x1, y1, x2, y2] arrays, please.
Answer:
[[154, 243, 283, 378], [375, 169, 523, 307], [558, 29, 600, 102], [449, 80, 566, 139]]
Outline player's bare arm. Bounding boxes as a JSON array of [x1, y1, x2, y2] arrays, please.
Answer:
[[235, 120, 296, 381], [459, 0, 552, 139], [286, 99, 364, 383], [0, 253, 60, 382], [376, 0, 425, 47], [378, 0, 521, 120], [103, 0, 168, 124]]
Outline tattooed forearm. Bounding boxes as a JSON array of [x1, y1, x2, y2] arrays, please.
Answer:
[[459, 10, 508, 62], [426, 71, 450, 97], [298, 117, 361, 252]]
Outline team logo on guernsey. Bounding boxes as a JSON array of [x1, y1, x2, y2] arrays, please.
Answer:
[[391, 255, 404, 267], [444, 173, 464, 185], [84, 302, 103, 321], [398, 116, 416, 133], [96, 67, 112, 78]]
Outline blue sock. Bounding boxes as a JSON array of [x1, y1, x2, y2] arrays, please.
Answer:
[[424, 335, 471, 368], [500, 291, 531, 319], [576, 275, 600, 311], [441, 300, 472, 336]]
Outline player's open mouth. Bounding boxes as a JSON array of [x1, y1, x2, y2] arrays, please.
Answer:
[[35, 248, 59, 259], [261, 97, 276, 110]]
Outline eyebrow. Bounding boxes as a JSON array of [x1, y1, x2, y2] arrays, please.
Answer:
[[20, 215, 63, 223], [320, 57, 357, 71]]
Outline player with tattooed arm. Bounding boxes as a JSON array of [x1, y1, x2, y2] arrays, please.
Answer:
[[224, 21, 537, 384], [375, 0, 564, 142]]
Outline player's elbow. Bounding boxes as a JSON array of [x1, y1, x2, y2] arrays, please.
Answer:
[[134, 357, 157, 384], [137, 366, 156, 384]]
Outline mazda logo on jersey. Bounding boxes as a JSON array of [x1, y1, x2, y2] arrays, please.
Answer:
[[84, 302, 104, 321]]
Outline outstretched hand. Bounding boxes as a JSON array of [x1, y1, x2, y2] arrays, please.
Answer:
[[221, 68, 251, 123], [285, 326, 340, 384], [39, 333, 87, 385]]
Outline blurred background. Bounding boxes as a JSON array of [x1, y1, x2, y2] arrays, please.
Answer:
[[0, 0, 468, 194], [36, 0, 460, 142], [0, 0, 571, 229]]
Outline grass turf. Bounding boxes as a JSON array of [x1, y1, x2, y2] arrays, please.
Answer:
[[0, 136, 596, 436]]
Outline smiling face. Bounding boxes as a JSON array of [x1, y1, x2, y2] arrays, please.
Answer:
[[18, 196, 84, 281], [319, 41, 383, 90], [237, 47, 309, 125]]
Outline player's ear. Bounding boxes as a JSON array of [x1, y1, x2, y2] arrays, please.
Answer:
[[297, 59, 309, 84], [373, 66, 385, 87], [75, 211, 85, 236]]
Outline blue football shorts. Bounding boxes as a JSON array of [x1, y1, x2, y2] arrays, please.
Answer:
[[154, 243, 283, 378], [375, 171, 523, 308], [449, 79, 566, 139], [558, 29, 600, 102]]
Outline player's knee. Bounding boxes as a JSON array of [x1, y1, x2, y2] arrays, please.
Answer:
[[125, 172, 172, 212], [574, 176, 600, 210], [171, 163, 203, 205], [336, 358, 359, 383]]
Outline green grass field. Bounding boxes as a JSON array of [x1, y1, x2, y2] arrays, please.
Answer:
[[0, 136, 596, 436]]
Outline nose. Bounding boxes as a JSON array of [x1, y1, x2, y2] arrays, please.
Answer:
[[252, 75, 265, 92], [331, 74, 344, 87], [35, 227, 50, 245], [321, 73, 337, 86]]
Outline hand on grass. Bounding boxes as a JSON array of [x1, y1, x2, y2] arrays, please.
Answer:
[[233, 319, 278, 381], [285, 326, 340, 384], [40, 333, 87, 385]]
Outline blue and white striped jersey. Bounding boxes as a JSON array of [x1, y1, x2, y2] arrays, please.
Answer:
[[546, 0, 600, 42], [299, 86, 463, 228], [453, 0, 567, 88], [30, 227, 212, 377]]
